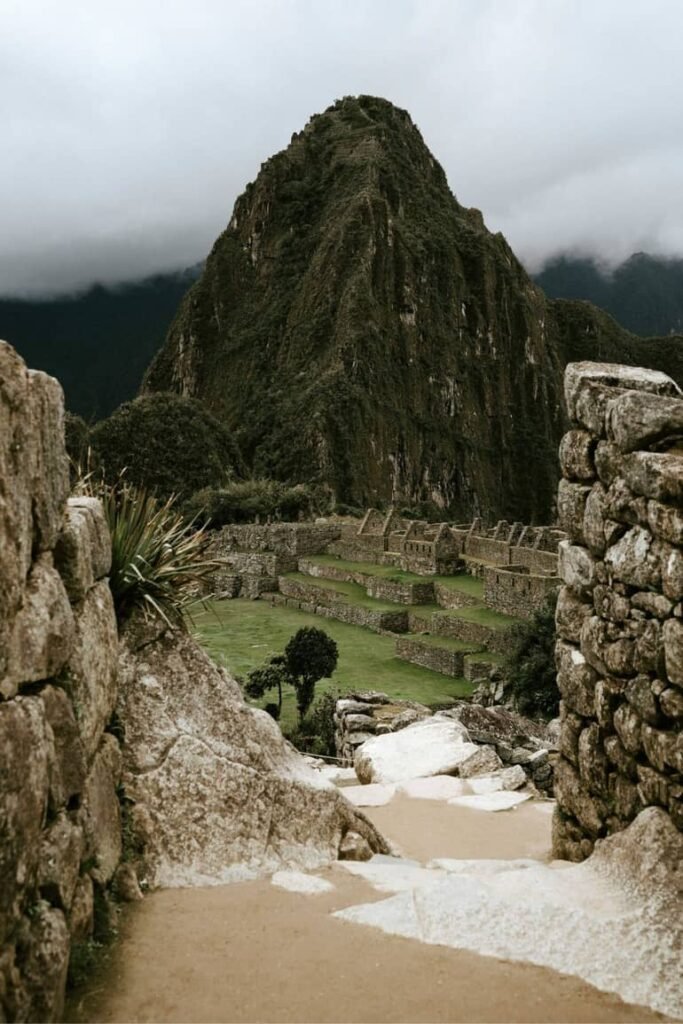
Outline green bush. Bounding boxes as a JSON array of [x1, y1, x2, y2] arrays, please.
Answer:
[[285, 691, 339, 757], [64, 412, 90, 473], [505, 592, 559, 719], [90, 393, 242, 500], [184, 479, 324, 526]]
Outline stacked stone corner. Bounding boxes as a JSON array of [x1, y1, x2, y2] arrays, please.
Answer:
[[553, 360, 683, 861], [0, 340, 123, 1022]]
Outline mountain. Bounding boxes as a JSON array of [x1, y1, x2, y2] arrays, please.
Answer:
[[142, 95, 683, 522], [535, 253, 683, 337], [0, 267, 200, 420]]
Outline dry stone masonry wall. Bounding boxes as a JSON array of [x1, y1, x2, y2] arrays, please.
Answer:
[[0, 342, 122, 1022], [553, 361, 683, 861]]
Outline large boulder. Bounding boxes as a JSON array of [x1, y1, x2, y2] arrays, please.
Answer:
[[354, 717, 479, 785], [117, 618, 388, 887]]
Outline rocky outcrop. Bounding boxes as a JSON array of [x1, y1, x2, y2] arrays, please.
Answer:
[[334, 691, 432, 764], [117, 619, 389, 888], [554, 361, 683, 860], [0, 341, 122, 1023], [143, 96, 683, 521]]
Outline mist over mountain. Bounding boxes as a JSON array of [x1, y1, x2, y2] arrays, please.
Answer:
[[142, 95, 683, 522], [535, 253, 683, 338], [0, 267, 200, 419]]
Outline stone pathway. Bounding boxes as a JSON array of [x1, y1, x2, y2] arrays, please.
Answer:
[[68, 792, 672, 1023]]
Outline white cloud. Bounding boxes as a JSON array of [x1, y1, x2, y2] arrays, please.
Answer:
[[2, 0, 682, 294]]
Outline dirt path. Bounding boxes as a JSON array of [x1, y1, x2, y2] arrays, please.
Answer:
[[68, 800, 665, 1024]]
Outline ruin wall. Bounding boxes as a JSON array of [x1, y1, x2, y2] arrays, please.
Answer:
[[0, 342, 123, 1021], [553, 361, 683, 861], [484, 565, 560, 620]]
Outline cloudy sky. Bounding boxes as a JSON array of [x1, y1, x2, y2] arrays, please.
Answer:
[[3, 0, 683, 295]]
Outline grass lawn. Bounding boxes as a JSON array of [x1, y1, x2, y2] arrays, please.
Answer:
[[450, 605, 523, 630], [283, 572, 398, 611], [302, 555, 428, 584], [191, 599, 473, 729]]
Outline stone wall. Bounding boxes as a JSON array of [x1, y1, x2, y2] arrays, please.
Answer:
[[298, 559, 435, 606], [0, 342, 122, 1022], [215, 522, 341, 557], [483, 565, 559, 620], [553, 361, 683, 862], [430, 613, 518, 656], [268, 588, 409, 634], [394, 637, 468, 677]]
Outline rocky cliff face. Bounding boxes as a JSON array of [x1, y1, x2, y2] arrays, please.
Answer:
[[143, 95, 683, 521]]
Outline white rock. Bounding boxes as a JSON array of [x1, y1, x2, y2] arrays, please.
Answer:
[[354, 717, 477, 784], [315, 765, 358, 785], [334, 809, 683, 1020], [467, 765, 527, 794], [342, 783, 397, 807], [336, 855, 446, 893], [397, 775, 468, 801], [271, 871, 335, 895], [448, 791, 531, 812], [428, 857, 539, 874]]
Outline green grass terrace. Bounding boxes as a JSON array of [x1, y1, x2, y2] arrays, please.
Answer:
[[191, 599, 474, 730]]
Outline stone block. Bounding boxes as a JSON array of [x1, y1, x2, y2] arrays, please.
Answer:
[[555, 586, 592, 643], [594, 441, 623, 488], [647, 499, 683, 547], [557, 541, 596, 594], [62, 581, 118, 763], [613, 702, 642, 755], [604, 734, 638, 780], [661, 544, 683, 601], [37, 814, 83, 912], [564, 362, 680, 420], [578, 723, 609, 796], [606, 389, 683, 453], [557, 480, 591, 542], [551, 806, 594, 862], [659, 686, 683, 719], [622, 450, 683, 504], [39, 685, 86, 811], [609, 773, 641, 820], [631, 590, 673, 619], [457, 745, 503, 778], [604, 478, 648, 527], [0, 697, 51, 941], [54, 497, 111, 602], [636, 763, 670, 807], [17, 903, 70, 1023], [555, 640, 597, 717], [0, 555, 74, 699], [663, 617, 683, 686], [81, 734, 122, 885], [624, 675, 660, 726], [592, 584, 630, 623], [604, 525, 661, 589], [553, 756, 607, 837], [633, 619, 664, 675], [559, 430, 596, 481], [583, 483, 608, 555], [26, 371, 70, 554]]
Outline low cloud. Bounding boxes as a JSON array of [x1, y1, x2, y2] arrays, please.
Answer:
[[2, 0, 682, 294]]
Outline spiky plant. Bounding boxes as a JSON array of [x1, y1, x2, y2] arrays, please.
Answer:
[[78, 475, 219, 626]]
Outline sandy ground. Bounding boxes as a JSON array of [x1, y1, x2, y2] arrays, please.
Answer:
[[67, 799, 666, 1024]]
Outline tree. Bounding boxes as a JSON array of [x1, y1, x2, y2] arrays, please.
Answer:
[[505, 592, 559, 720], [284, 627, 339, 722], [244, 628, 339, 723]]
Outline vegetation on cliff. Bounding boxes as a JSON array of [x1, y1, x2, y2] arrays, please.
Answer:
[[143, 95, 683, 521]]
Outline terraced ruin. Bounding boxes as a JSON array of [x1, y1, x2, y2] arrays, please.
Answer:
[[200, 512, 564, 718]]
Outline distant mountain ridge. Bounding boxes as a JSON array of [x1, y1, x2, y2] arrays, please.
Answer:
[[534, 252, 683, 338], [142, 95, 683, 521], [0, 266, 201, 419]]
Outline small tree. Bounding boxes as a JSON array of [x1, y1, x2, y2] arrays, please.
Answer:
[[284, 627, 339, 722], [244, 628, 338, 724], [506, 592, 559, 720]]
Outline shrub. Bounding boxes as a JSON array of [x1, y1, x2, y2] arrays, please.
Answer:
[[64, 412, 90, 472], [90, 393, 243, 500], [505, 592, 559, 719], [78, 478, 220, 625], [184, 479, 323, 526]]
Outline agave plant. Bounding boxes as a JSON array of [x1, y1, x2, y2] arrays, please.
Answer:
[[77, 474, 219, 626]]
